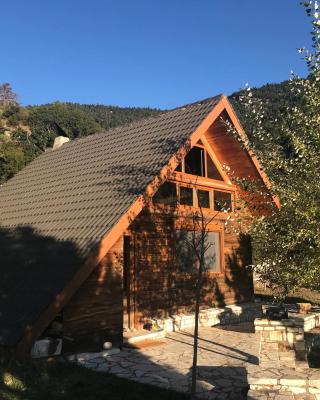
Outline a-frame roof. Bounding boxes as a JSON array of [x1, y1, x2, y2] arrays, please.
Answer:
[[0, 94, 274, 350]]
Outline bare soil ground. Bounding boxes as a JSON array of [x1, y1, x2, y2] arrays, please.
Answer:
[[254, 282, 320, 305]]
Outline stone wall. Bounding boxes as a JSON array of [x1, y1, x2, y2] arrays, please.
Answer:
[[254, 318, 305, 352], [255, 312, 320, 356], [248, 369, 320, 398], [154, 302, 262, 333], [249, 312, 320, 399]]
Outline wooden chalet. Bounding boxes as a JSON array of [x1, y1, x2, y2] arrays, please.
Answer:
[[0, 95, 277, 358]]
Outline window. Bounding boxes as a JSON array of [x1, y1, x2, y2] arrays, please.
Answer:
[[205, 232, 221, 272], [207, 154, 223, 181], [175, 162, 182, 172], [180, 186, 193, 206], [197, 189, 210, 209], [153, 182, 177, 206], [175, 230, 198, 273], [153, 182, 234, 214], [184, 147, 205, 176], [175, 145, 224, 182], [175, 230, 222, 273], [214, 190, 232, 212]]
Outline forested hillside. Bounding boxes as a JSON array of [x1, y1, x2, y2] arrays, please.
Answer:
[[230, 80, 304, 144], [0, 80, 299, 184], [0, 83, 161, 183]]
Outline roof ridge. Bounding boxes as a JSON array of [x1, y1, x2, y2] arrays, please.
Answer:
[[168, 94, 223, 111], [63, 94, 224, 147]]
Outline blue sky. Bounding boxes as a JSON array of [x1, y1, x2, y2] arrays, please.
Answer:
[[0, 0, 311, 109]]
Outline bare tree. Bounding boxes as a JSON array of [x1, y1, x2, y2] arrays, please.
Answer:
[[186, 194, 220, 400], [151, 168, 225, 399], [0, 83, 18, 107]]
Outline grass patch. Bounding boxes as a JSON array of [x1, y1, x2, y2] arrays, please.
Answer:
[[0, 359, 188, 400]]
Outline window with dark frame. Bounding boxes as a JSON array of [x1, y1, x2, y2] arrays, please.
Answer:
[[180, 186, 193, 206], [175, 162, 182, 172], [184, 147, 205, 177], [175, 145, 224, 182], [214, 190, 232, 212], [206, 153, 224, 180], [197, 189, 210, 209], [152, 176, 233, 215], [153, 182, 177, 206], [175, 230, 222, 273]]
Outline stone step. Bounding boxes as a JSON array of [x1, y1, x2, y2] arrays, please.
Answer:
[[123, 329, 165, 344], [278, 351, 296, 360], [67, 348, 121, 362], [248, 389, 294, 399], [248, 366, 320, 399]]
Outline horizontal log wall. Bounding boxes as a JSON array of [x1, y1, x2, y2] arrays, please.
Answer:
[[62, 238, 123, 349], [129, 208, 254, 328], [62, 209, 254, 338]]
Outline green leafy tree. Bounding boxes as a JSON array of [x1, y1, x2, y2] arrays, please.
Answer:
[[27, 102, 101, 140], [1, 103, 28, 127], [0, 136, 25, 183], [0, 100, 161, 182], [11, 129, 41, 164], [229, 1, 320, 299]]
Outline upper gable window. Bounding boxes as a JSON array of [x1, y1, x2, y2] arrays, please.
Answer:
[[185, 147, 205, 176], [175, 162, 182, 172], [207, 154, 223, 180], [176, 145, 223, 181]]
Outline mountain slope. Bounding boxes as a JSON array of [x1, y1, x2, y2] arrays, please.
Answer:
[[0, 80, 299, 183]]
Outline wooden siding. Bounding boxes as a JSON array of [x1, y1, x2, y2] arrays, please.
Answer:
[[59, 115, 263, 339], [62, 238, 123, 349], [61, 206, 253, 339], [204, 113, 275, 215], [205, 111, 261, 181], [128, 208, 254, 329]]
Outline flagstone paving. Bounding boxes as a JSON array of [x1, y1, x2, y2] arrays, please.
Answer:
[[73, 322, 260, 400]]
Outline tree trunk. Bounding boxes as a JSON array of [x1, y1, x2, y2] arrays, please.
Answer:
[[190, 252, 204, 400]]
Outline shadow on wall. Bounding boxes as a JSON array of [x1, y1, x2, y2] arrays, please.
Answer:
[[0, 225, 86, 356], [224, 233, 254, 303], [62, 247, 124, 355], [128, 207, 255, 327], [0, 226, 255, 399]]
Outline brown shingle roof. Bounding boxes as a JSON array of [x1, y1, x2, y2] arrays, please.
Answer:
[[0, 95, 222, 346]]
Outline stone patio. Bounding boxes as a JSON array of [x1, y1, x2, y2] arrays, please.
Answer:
[[247, 336, 320, 400], [71, 322, 260, 400]]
